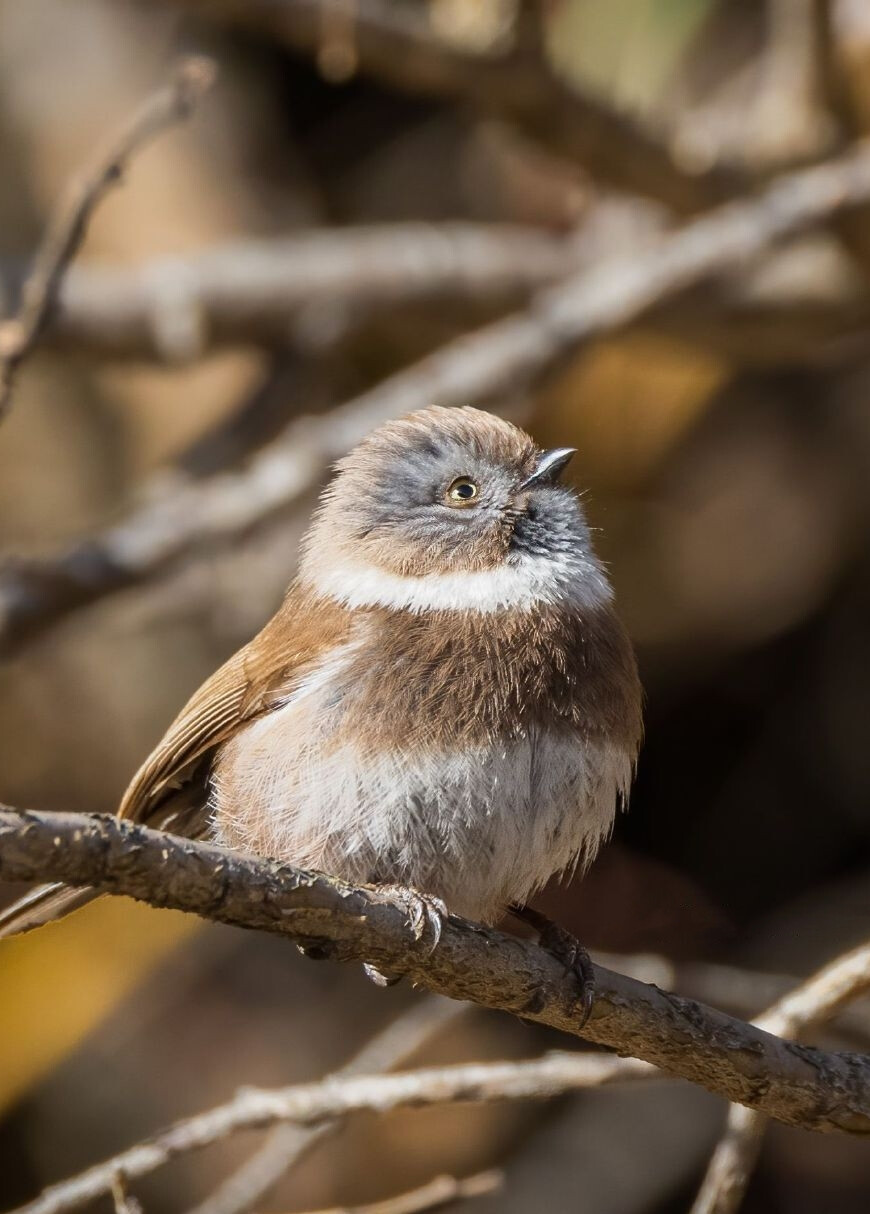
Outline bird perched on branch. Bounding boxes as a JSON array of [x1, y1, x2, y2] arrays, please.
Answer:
[[0, 406, 642, 1018]]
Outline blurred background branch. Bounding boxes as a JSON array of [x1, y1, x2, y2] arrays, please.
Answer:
[[185, 996, 471, 1214], [291, 1169, 503, 1214], [0, 57, 215, 419], [6, 138, 870, 657], [0, 224, 577, 362], [691, 940, 870, 1214], [163, 0, 751, 213], [9, 1045, 650, 1214]]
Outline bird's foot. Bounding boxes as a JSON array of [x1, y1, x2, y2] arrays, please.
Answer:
[[372, 883, 447, 951], [510, 904, 595, 1029], [362, 884, 448, 988]]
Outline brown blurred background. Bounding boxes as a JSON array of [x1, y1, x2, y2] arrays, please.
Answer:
[[1, 1, 870, 1212]]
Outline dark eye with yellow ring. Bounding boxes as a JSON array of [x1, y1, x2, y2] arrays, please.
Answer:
[[446, 477, 479, 506]]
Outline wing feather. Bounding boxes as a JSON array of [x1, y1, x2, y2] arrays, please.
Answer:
[[118, 587, 352, 826], [0, 588, 353, 938]]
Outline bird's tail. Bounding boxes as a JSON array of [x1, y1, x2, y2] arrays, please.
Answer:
[[0, 883, 97, 940]]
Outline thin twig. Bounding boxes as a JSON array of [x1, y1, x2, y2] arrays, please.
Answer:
[[295, 1170, 503, 1214], [109, 1175, 142, 1214], [5, 138, 870, 658], [0, 809, 868, 1138], [0, 56, 216, 418], [186, 996, 469, 1214], [7, 1049, 654, 1214], [752, 0, 839, 163], [690, 940, 870, 1214]]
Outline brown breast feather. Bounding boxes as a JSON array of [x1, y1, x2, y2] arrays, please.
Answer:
[[338, 600, 643, 755], [117, 587, 642, 833]]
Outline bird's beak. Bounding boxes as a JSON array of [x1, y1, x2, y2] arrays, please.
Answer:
[[520, 447, 576, 490]]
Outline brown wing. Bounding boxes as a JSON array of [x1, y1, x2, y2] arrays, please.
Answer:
[[0, 589, 354, 940], [118, 586, 353, 829]]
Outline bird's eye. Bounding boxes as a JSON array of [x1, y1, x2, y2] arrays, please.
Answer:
[[446, 477, 479, 506]]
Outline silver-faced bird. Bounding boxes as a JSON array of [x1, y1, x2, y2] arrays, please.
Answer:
[[1, 406, 643, 1013]]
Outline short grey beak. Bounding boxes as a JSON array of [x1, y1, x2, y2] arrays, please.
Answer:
[[520, 447, 576, 490]]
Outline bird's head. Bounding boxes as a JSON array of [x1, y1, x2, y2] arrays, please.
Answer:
[[300, 406, 612, 613]]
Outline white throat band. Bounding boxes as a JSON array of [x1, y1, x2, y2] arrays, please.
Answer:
[[305, 552, 611, 614]]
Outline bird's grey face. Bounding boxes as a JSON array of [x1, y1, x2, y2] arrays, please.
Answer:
[[308, 407, 595, 578]]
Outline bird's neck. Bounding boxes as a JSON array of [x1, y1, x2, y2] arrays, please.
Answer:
[[299, 546, 613, 616]]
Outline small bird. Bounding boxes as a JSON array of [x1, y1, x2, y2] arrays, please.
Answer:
[[1, 406, 642, 1012]]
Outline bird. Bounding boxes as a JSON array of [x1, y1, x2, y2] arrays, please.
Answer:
[[0, 406, 643, 1016]]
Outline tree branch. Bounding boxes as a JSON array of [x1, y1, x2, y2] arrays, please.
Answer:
[[5, 139, 870, 657], [9, 1045, 649, 1214], [0, 224, 580, 362], [598, 952, 870, 1050], [185, 995, 470, 1214], [294, 1170, 503, 1214], [1, 809, 869, 1138], [751, 0, 840, 163], [171, 0, 748, 214], [0, 56, 215, 418], [3, 221, 866, 367], [690, 940, 870, 1214]]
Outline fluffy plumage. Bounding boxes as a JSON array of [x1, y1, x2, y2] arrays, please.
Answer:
[[0, 406, 642, 937]]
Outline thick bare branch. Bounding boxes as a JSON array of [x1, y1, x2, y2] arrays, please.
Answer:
[[170, 0, 747, 214], [0, 57, 215, 418], [691, 941, 870, 1214], [601, 952, 870, 1049], [1, 808, 869, 1139], [5, 140, 870, 657]]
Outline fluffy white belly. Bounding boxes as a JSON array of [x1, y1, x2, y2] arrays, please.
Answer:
[[211, 687, 631, 923]]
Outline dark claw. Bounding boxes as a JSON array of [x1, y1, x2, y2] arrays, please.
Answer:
[[511, 904, 595, 1028], [539, 921, 595, 1028]]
